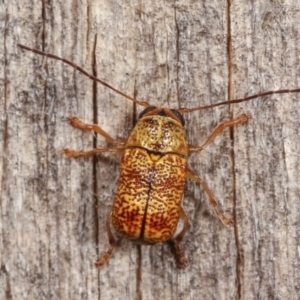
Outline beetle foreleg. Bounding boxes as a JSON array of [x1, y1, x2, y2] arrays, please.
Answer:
[[187, 168, 234, 226], [64, 147, 124, 158], [68, 117, 126, 145], [95, 214, 122, 267], [188, 114, 248, 153]]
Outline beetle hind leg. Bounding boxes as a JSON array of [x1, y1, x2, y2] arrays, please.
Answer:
[[95, 214, 122, 267], [171, 206, 189, 268], [187, 168, 234, 226]]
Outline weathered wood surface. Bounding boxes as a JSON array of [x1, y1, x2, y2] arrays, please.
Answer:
[[1, 0, 299, 299]]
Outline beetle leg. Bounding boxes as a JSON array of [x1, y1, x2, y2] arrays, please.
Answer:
[[187, 168, 234, 226], [172, 206, 189, 268], [188, 114, 248, 153], [68, 117, 126, 145], [64, 147, 125, 158], [174, 206, 189, 242], [95, 214, 122, 267]]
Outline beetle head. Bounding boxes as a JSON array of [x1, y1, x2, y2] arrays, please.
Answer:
[[139, 106, 185, 126]]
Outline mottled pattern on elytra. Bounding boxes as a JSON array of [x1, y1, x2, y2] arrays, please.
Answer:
[[112, 148, 187, 243], [126, 115, 188, 156]]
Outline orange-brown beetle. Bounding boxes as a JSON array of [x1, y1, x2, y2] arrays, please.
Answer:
[[18, 44, 300, 268]]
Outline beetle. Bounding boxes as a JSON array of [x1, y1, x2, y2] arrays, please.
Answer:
[[17, 44, 300, 268]]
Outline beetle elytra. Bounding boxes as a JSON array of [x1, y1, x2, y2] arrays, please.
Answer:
[[18, 44, 300, 268]]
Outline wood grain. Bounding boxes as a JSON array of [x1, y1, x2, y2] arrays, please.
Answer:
[[1, 0, 299, 299]]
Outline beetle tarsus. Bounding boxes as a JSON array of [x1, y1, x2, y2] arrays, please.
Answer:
[[63, 148, 80, 157], [219, 215, 235, 227], [95, 246, 115, 268], [173, 240, 188, 268], [68, 117, 91, 130]]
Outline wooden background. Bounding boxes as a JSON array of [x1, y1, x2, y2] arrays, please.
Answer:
[[1, 0, 299, 299]]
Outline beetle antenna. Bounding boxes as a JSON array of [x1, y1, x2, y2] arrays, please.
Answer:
[[17, 44, 150, 108], [177, 88, 300, 113], [19, 44, 299, 112]]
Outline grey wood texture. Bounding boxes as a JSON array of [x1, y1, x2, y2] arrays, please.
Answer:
[[0, 0, 299, 299]]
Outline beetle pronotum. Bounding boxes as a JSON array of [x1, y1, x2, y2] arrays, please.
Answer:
[[17, 44, 300, 268]]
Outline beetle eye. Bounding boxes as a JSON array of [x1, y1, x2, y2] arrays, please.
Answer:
[[171, 109, 185, 126], [139, 106, 157, 119]]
